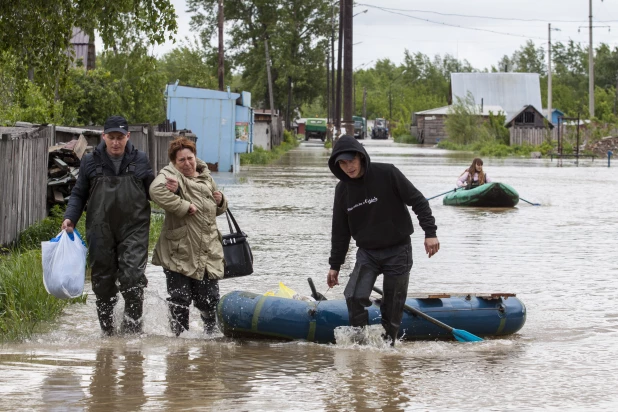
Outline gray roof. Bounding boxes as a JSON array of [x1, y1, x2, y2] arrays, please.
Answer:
[[416, 104, 504, 116], [451, 73, 542, 119]]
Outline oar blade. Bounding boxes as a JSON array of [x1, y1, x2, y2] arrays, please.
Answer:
[[452, 328, 483, 342]]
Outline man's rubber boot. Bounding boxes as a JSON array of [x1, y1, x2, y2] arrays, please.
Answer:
[[96, 296, 118, 336], [121, 288, 144, 334]]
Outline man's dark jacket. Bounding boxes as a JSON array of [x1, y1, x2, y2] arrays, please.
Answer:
[[328, 135, 437, 271], [64, 139, 154, 225]]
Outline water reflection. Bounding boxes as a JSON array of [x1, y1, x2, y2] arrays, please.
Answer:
[[41, 370, 83, 411], [88, 347, 146, 410]]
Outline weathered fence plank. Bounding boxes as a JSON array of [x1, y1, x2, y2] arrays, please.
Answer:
[[509, 127, 559, 146], [0, 126, 49, 246]]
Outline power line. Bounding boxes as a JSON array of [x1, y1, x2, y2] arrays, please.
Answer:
[[356, 3, 618, 24], [359, 4, 547, 41]]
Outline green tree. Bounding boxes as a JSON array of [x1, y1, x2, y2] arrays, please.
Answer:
[[57, 44, 167, 126], [159, 40, 219, 89], [445, 92, 491, 145], [59, 68, 123, 126], [0, 1, 177, 99], [188, 0, 332, 116]]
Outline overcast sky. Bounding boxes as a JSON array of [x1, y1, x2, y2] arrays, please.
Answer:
[[100, 0, 618, 71]]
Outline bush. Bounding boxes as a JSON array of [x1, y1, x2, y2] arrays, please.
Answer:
[[17, 205, 65, 251], [445, 93, 493, 145], [392, 122, 410, 138], [240, 131, 300, 165], [393, 134, 417, 144]]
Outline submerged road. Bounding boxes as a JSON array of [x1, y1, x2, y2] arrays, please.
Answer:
[[1, 139, 617, 410]]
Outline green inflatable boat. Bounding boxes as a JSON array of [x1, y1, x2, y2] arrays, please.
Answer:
[[443, 182, 519, 207]]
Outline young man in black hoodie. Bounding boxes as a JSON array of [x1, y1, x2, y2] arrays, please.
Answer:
[[326, 135, 440, 345]]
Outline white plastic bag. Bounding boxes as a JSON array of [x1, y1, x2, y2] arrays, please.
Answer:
[[41, 229, 87, 299]]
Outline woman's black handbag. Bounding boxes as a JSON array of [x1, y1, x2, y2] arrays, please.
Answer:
[[221, 208, 253, 278]]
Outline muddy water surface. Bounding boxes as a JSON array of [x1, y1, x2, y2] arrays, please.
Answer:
[[1, 139, 617, 411]]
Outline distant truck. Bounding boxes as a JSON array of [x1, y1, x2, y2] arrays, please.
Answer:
[[372, 118, 388, 139], [353, 116, 366, 139], [305, 118, 327, 142]]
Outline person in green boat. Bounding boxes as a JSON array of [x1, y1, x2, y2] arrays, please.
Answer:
[[456, 158, 492, 189]]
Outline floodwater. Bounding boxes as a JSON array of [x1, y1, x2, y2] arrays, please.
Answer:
[[1, 139, 617, 411]]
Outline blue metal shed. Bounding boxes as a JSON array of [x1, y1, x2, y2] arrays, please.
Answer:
[[166, 85, 253, 173]]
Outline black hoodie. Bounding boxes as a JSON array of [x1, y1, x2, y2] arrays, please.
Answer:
[[328, 135, 437, 271]]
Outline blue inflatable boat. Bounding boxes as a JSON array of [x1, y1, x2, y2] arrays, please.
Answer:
[[217, 290, 526, 343]]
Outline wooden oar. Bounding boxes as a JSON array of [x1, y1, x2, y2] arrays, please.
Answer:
[[519, 197, 541, 206], [372, 286, 483, 343], [426, 188, 459, 201]]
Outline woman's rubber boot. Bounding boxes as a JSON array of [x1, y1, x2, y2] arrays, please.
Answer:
[[96, 296, 118, 336], [169, 303, 190, 337], [201, 310, 217, 334]]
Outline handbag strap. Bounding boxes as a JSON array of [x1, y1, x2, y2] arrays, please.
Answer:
[[225, 208, 243, 234]]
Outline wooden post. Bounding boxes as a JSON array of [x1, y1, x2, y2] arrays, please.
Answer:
[[343, 0, 353, 135], [264, 38, 277, 148], [218, 0, 225, 91], [335, 0, 344, 137]]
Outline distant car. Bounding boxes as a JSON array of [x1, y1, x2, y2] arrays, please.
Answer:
[[372, 118, 388, 139], [305, 118, 327, 142], [353, 116, 366, 139]]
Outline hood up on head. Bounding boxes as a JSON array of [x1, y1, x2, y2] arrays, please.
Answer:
[[328, 135, 371, 181]]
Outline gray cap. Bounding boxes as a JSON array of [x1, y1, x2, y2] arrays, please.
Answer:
[[335, 151, 357, 163]]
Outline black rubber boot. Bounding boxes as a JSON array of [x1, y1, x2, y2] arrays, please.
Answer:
[[96, 296, 118, 336], [169, 303, 190, 337], [381, 273, 410, 347], [121, 287, 144, 334], [201, 310, 217, 334]]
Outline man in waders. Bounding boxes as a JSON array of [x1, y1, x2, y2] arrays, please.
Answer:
[[62, 115, 154, 336], [326, 135, 440, 345]]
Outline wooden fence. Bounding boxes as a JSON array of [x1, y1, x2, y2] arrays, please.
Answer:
[[49, 124, 196, 173], [0, 126, 50, 246], [510, 127, 559, 146]]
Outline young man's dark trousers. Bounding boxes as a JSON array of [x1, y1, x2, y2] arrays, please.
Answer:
[[343, 242, 412, 343]]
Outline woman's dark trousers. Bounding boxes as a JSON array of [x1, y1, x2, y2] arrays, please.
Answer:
[[164, 269, 220, 336]]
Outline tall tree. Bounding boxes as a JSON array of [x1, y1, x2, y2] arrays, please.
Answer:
[[0, 0, 177, 99], [159, 40, 219, 89], [188, 0, 332, 115]]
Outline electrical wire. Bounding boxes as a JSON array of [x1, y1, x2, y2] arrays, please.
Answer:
[[356, 3, 618, 24]]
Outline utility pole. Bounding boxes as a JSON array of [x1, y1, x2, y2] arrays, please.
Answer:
[[614, 74, 618, 115], [326, 55, 330, 124], [218, 0, 224, 91], [335, 0, 344, 136], [589, 0, 595, 118], [548, 23, 552, 125], [353, 75, 356, 115], [331, 4, 336, 124], [286, 76, 292, 131], [343, 0, 353, 135], [264, 38, 276, 148], [362, 87, 367, 134]]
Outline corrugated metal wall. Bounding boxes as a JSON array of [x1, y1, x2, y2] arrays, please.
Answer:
[[167, 86, 252, 173]]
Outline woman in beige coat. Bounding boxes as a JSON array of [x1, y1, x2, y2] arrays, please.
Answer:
[[149, 137, 227, 336]]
